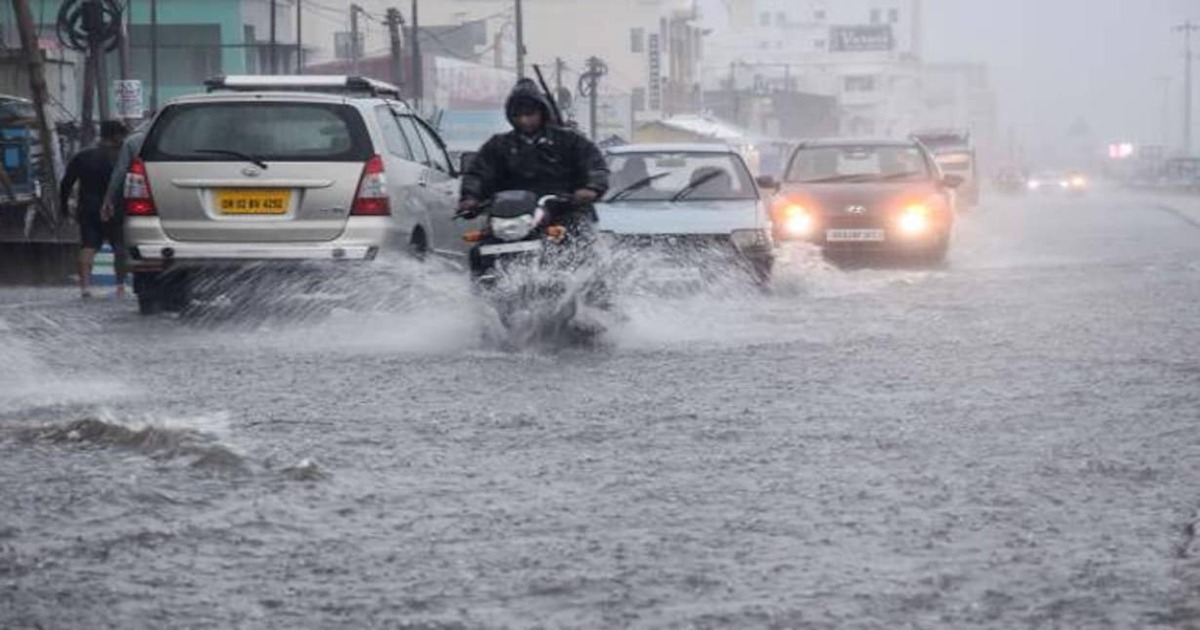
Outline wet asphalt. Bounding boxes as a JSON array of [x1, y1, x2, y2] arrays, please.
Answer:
[[1, 188, 1199, 629]]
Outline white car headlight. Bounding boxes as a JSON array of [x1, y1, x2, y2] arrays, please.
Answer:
[[731, 229, 772, 250], [490, 214, 537, 242]]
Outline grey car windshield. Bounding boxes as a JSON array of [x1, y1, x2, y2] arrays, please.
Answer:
[[606, 152, 757, 201], [786, 145, 931, 183]]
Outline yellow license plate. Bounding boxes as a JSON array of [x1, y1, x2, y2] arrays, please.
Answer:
[[216, 189, 292, 215]]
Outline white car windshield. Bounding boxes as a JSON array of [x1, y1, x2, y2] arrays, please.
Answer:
[[605, 152, 757, 202], [786, 145, 932, 184]]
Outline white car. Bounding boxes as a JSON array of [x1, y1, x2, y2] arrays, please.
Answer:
[[598, 144, 775, 282], [125, 75, 465, 314]]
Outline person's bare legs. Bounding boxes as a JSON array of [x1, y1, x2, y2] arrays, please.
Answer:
[[78, 247, 96, 298], [113, 245, 127, 298]]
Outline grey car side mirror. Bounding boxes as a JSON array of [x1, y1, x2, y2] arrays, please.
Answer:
[[942, 174, 965, 189], [755, 175, 780, 190]]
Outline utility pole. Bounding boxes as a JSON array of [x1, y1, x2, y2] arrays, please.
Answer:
[[579, 56, 607, 140], [555, 57, 564, 93], [92, 0, 109, 121], [411, 0, 422, 111], [11, 0, 61, 212], [1174, 20, 1199, 155], [350, 4, 362, 74], [269, 0, 278, 74], [296, 0, 304, 73], [385, 8, 405, 90], [515, 0, 525, 78], [150, 0, 158, 111], [117, 0, 129, 84]]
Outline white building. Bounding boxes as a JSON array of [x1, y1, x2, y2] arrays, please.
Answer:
[[704, 0, 925, 138], [300, 0, 705, 128], [920, 63, 999, 162]]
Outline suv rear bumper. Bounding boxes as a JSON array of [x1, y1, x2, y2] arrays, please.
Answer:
[[125, 216, 386, 268]]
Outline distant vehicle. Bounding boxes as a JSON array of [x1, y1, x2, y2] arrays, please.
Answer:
[[913, 129, 979, 209], [599, 143, 775, 283], [995, 167, 1027, 194], [1026, 171, 1088, 194], [436, 109, 510, 162], [767, 138, 961, 264], [124, 75, 464, 315]]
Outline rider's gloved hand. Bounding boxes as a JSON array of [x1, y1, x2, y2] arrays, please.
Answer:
[[572, 188, 599, 205], [456, 197, 481, 219]]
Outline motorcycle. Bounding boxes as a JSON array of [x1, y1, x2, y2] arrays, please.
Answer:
[[461, 190, 609, 346]]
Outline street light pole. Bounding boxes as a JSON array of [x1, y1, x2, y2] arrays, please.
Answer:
[[515, 0, 525, 78], [1174, 20, 1200, 155], [150, 0, 158, 111], [1156, 76, 1172, 152], [269, 0, 278, 74]]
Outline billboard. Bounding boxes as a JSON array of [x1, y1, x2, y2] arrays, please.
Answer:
[[647, 33, 662, 111], [829, 25, 894, 52]]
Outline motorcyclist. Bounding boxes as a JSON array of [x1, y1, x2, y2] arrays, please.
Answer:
[[458, 78, 609, 233]]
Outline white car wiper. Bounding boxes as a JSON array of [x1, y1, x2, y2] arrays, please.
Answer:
[[607, 172, 671, 201], [670, 170, 724, 202]]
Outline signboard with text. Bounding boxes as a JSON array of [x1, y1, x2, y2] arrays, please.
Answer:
[[114, 80, 143, 119], [647, 33, 662, 111], [829, 25, 894, 52]]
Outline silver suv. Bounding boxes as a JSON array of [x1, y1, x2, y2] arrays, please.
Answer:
[[125, 75, 462, 314]]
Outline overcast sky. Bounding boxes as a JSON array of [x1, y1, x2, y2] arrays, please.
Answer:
[[922, 0, 1195, 148], [703, 0, 1196, 149]]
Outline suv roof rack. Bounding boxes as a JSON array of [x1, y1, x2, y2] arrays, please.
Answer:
[[204, 75, 406, 101]]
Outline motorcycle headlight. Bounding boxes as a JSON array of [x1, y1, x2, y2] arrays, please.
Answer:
[[490, 214, 537, 242], [731, 229, 772, 251]]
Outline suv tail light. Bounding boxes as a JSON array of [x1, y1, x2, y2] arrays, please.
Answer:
[[124, 158, 157, 216], [350, 155, 391, 216]]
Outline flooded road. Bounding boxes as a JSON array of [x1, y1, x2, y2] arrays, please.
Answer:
[[3, 190, 1200, 629]]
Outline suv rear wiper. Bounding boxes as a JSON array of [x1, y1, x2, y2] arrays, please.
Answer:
[[195, 148, 268, 170]]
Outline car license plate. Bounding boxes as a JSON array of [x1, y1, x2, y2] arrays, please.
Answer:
[[826, 229, 885, 242], [479, 240, 542, 256], [216, 189, 292, 215]]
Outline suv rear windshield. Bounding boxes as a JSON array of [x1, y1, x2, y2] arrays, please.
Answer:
[[142, 102, 372, 162]]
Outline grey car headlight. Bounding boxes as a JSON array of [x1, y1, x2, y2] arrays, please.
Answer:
[[490, 215, 537, 242], [731, 229, 772, 251]]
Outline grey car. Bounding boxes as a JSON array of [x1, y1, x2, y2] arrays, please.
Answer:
[[125, 75, 463, 314], [598, 144, 775, 283]]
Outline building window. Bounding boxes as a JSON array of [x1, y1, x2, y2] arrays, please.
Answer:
[[631, 28, 645, 53], [815, 8, 826, 20], [775, 12, 786, 26], [632, 87, 646, 112], [759, 41, 769, 49], [844, 75, 877, 92], [814, 39, 826, 50], [870, 8, 881, 24], [129, 24, 221, 88], [760, 12, 771, 27], [889, 8, 900, 23]]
